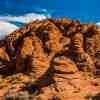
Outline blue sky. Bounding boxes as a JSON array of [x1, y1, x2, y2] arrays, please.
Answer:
[[0, 0, 100, 23]]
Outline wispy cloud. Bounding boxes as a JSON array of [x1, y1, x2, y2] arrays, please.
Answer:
[[0, 21, 18, 40], [96, 22, 100, 26], [0, 13, 47, 24], [0, 12, 50, 40]]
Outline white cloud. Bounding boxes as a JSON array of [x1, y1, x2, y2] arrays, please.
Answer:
[[96, 22, 100, 26], [0, 13, 47, 24], [0, 21, 18, 40], [0, 12, 49, 40]]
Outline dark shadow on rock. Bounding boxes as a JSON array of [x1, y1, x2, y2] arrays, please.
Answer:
[[92, 93, 100, 100]]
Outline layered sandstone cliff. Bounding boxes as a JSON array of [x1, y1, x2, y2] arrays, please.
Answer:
[[0, 18, 100, 100]]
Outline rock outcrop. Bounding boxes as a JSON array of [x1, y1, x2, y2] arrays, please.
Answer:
[[0, 18, 100, 100]]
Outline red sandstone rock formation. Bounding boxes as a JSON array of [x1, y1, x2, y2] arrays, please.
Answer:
[[0, 18, 99, 100]]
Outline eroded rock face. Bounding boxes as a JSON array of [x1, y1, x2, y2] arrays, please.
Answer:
[[0, 18, 100, 100]]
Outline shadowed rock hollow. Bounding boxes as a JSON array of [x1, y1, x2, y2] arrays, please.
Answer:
[[0, 18, 100, 100]]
